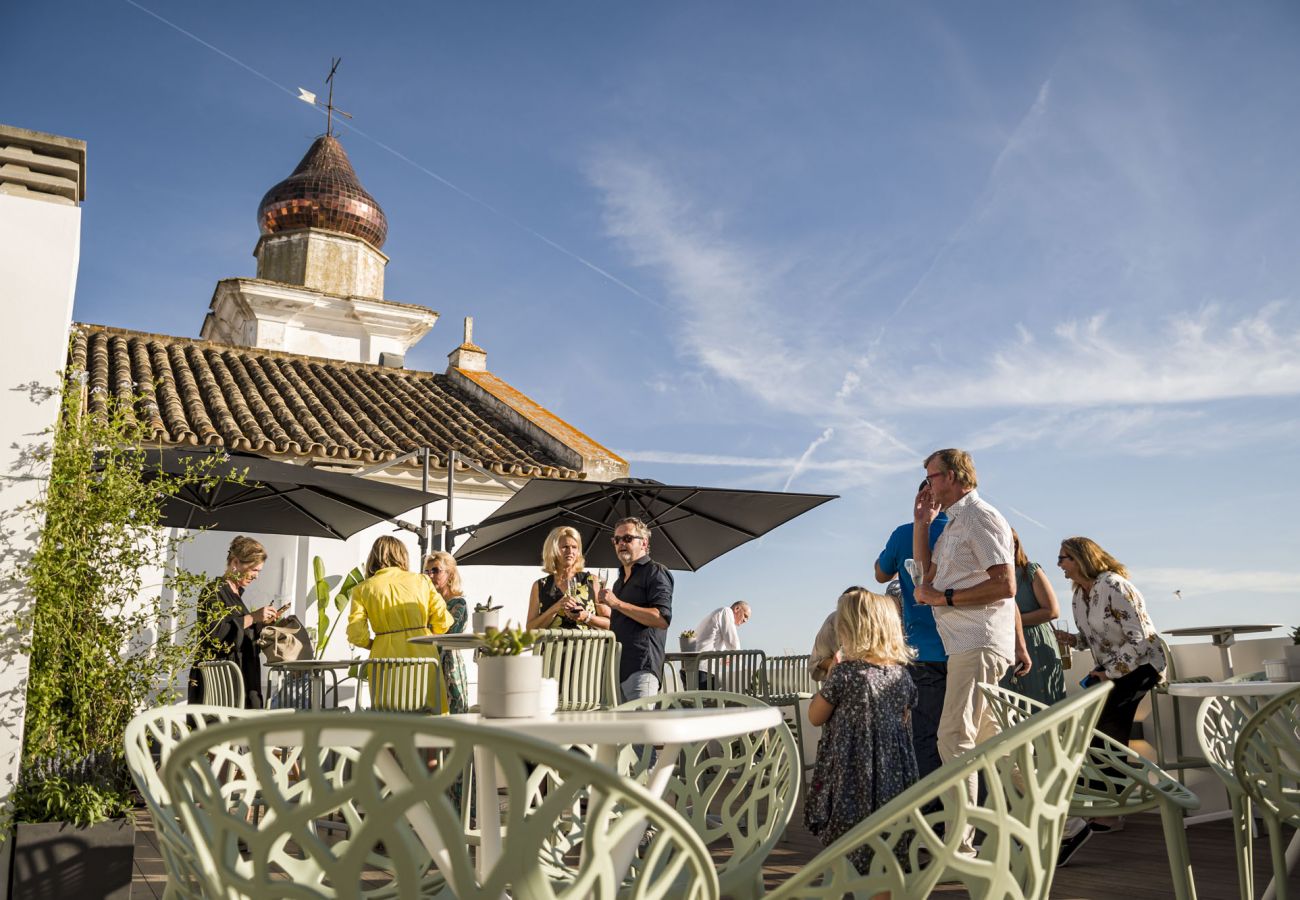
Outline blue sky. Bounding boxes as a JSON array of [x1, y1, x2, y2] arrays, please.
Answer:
[[5, 2, 1298, 656]]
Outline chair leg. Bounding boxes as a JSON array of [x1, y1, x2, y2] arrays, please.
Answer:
[[1159, 801, 1199, 900], [1230, 792, 1254, 900], [1264, 814, 1290, 900]]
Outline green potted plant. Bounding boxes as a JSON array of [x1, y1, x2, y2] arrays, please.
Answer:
[[4, 376, 219, 899], [476, 624, 540, 718], [471, 598, 503, 633], [679, 629, 698, 653]]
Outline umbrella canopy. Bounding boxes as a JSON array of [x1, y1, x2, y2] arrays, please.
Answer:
[[453, 478, 836, 571], [123, 447, 442, 540]]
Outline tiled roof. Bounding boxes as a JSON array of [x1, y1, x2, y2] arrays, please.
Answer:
[[70, 324, 583, 479]]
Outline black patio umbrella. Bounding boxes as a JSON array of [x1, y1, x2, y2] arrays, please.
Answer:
[[453, 478, 836, 571], [122, 447, 443, 540]]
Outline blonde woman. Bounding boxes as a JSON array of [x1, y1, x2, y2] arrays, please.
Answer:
[[804, 587, 919, 876], [188, 535, 281, 709], [526, 526, 610, 631], [423, 551, 469, 713], [347, 536, 451, 659]]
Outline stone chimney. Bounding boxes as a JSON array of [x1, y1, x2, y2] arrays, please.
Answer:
[[448, 317, 487, 371]]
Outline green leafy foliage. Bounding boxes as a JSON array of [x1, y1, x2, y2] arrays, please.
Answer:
[[6, 371, 224, 827], [306, 555, 362, 651], [479, 624, 536, 656], [474, 598, 503, 613]]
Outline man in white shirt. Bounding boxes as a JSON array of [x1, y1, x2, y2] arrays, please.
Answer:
[[692, 601, 750, 688], [912, 448, 1024, 856]]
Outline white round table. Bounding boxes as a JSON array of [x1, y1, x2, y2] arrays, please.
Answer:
[[1164, 624, 1283, 678]]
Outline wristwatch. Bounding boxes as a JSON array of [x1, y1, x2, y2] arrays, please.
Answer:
[[944, 588, 955, 606]]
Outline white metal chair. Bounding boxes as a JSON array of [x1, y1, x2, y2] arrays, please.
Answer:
[[195, 660, 244, 707], [614, 690, 799, 900], [693, 649, 768, 697], [159, 711, 719, 899], [1232, 684, 1300, 900], [265, 663, 342, 710], [1149, 635, 1212, 778], [766, 683, 1110, 899], [355, 657, 445, 714], [533, 629, 621, 710], [764, 653, 816, 770]]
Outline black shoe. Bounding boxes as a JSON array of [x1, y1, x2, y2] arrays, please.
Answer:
[[1056, 823, 1092, 868]]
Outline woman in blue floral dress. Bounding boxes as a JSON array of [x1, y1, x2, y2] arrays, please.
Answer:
[[804, 587, 918, 874], [423, 551, 469, 714]]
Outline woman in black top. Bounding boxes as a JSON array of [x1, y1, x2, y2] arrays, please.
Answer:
[[526, 526, 610, 630], [188, 535, 281, 708]]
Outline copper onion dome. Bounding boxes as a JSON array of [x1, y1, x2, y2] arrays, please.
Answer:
[[257, 135, 388, 249]]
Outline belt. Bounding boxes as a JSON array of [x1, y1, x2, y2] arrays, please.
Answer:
[[374, 625, 428, 637]]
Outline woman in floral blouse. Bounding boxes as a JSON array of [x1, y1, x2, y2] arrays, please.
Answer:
[[1054, 536, 1166, 748]]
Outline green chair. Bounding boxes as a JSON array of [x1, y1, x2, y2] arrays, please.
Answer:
[[1149, 635, 1213, 778], [982, 683, 1201, 900], [1194, 674, 1268, 900], [534, 629, 621, 710], [356, 657, 445, 714], [614, 690, 799, 900], [1232, 684, 1300, 900], [265, 663, 342, 710], [763, 654, 816, 771], [195, 660, 244, 707], [693, 650, 768, 697], [159, 711, 719, 899], [765, 683, 1110, 899], [124, 704, 290, 900]]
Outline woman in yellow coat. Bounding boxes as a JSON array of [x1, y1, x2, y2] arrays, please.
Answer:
[[348, 536, 452, 708]]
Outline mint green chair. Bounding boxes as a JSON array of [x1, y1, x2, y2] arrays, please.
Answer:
[[982, 683, 1200, 900], [160, 711, 718, 900], [534, 629, 621, 710], [124, 704, 291, 899], [195, 660, 244, 707], [356, 657, 446, 714], [614, 691, 798, 900], [693, 650, 767, 697], [1196, 676, 1268, 900], [763, 654, 816, 770], [765, 683, 1109, 899], [1232, 684, 1300, 900], [1149, 635, 1212, 778]]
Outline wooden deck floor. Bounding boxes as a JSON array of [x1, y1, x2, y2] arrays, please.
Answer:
[[132, 806, 1298, 899]]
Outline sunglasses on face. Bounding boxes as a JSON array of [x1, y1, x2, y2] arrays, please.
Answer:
[[612, 534, 642, 545], [425, 566, 442, 574]]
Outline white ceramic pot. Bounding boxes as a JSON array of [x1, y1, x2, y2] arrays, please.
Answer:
[[471, 609, 501, 633], [478, 654, 543, 718], [679, 637, 698, 653], [1283, 643, 1300, 681]]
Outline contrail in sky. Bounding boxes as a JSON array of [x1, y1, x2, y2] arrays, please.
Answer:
[[123, 0, 658, 307]]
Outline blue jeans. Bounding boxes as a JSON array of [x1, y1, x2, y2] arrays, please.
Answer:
[[620, 670, 660, 703]]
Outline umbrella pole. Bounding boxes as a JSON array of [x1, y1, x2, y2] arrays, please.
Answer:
[[445, 448, 456, 552], [420, 447, 432, 558]]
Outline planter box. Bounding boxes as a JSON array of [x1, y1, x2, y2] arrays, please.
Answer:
[[10, 818, 134, 900], [478, 654, 542, 718], [471, 609, 501, 633]]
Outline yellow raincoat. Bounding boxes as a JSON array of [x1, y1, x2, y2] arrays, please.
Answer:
[[347, 567, 452, 711]]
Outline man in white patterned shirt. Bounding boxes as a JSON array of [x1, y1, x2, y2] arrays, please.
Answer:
[[912, 448, 1022, 856]]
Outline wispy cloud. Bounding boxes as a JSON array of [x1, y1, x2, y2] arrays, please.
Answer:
[[1140, 567, 1298, 597]]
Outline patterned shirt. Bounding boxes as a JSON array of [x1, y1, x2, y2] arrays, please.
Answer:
[[1072, 571, 1167, 679], [930, 489, 1015, 659]]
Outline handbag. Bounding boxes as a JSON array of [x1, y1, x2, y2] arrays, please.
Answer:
[[257, 615, 315, 663]]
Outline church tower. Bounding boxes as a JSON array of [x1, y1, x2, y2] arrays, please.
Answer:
[[201, 134, 437, 366]]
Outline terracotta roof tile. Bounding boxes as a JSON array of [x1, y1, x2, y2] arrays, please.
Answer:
[[70, 324, 583, 479]]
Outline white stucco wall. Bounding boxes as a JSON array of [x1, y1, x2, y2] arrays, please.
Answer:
[[0, 191, 81, 867]]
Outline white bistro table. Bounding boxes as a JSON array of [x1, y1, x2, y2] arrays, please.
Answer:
[[1169, 679, 1299, 900], [1164, 624, 1282, 678], [457, 705, 781, 887]]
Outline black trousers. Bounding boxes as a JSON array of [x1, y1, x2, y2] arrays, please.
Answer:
[[907, 660, 947, 779], [1094, 663, 1161, 745]]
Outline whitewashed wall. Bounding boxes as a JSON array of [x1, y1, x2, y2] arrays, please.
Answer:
[[0, 189, 82, 895]]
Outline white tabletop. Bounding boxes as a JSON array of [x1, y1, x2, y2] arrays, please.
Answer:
[[1165, 624, 1282, 638], [263, 705, 781, 749], [1167, 680, 1300, 698], [407, 633, 484, 650]]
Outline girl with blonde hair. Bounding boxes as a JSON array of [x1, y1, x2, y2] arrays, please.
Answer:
[[804, 587, 919, 875], [526, 525, 610, 631]]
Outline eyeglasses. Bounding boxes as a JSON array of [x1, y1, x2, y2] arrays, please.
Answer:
[[612, 534, 642, 545], [924, 471, 946, 484], [425, 566, 442, 574], [1056, 555, 1069, 563]]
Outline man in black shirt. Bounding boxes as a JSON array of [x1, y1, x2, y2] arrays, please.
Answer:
[[600, 516, 674, 701]]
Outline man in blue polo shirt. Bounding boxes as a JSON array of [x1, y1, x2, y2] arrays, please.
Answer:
[[875, 480, 949, 779]]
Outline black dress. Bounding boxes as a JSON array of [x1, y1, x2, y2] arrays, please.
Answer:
[[188, 579, 265, 709], [534, 571, 599, 629]]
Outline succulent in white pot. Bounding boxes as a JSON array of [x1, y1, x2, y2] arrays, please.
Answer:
[[476, 624, 542, 718], [679, 629, 698, 653], [471, 598, 503, 633]]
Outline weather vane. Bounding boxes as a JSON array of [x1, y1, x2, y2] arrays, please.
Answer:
[[297, 57, 353, 136]]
